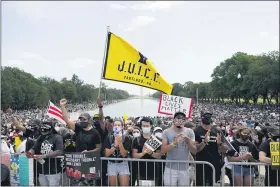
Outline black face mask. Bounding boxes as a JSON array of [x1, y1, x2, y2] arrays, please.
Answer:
[[240, 135, 249, 141], [40, 124, 52, 134], [79, 122, 88, 129]]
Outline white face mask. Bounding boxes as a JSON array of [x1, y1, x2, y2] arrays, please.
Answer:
[[155, 133, 162, 139], [133, 132, 140, 138]]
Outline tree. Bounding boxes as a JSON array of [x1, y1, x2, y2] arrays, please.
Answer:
[[151, 50, 279, 104], [1, 67, 130, 110]]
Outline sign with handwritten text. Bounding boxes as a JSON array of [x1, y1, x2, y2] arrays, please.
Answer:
[[158, 94, 193, 118]]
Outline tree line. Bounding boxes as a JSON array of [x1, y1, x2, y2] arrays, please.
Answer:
[[152, 51, 280, 104], [1, 67, 130, 110]]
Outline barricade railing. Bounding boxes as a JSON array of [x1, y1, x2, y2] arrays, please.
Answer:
[[2, 153, 217, 186], [221, 162, 279, 186], [100, 157, 216, 186]]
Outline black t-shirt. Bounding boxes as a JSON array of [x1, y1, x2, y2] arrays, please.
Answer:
[[132, 135, 160, 180], [194, 125, 223, 164], [103, 135, 132, 162], [259, 139, 280, 185], [75, 124, 101, 152], [95, 124, 109, 144], [63, 134, 76, 153], [32, 134, 64, 174], [229, 140, 259, 164]]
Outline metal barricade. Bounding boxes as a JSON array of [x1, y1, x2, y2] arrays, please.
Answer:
[[100, 157, 216, 186], [3, 153, 217, 186], [221, 162, 279, 186]]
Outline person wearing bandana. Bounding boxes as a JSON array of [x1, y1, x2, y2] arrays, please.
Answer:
[[60, 98, 101, 153], [27, 119, 63, 186], [259, 126, 280, 186], [194, 112, 228, 186], [161, 112, 197, 186]]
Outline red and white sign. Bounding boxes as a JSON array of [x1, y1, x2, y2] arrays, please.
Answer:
[[47, 101, 66, 125], [157, 94, 193, 118]]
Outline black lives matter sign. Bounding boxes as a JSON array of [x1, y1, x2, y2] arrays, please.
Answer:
[[158, 94, 193, 118], [144, 135, 162, 152]]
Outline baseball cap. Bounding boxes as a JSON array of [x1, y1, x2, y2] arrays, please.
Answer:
[[79, 113, 91, 121], [92, 114, 99, 119], [174, 111, 186, 119], [105, 116, 111, 120], [153, 127, 162, 133]]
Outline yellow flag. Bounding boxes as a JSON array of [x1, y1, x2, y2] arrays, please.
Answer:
[[103, 32, 173, 94], [123, 114, 128, 123], [14, 136, 21, 152]]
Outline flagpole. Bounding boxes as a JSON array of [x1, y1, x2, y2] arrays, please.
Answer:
[[98, 26, 110, 98]]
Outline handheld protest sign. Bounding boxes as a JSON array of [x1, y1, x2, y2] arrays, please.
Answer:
[[158, 94, 193, 118], [64, 151, 101, 179], [270, 142, 280, 170], [144, 135, 162, 152]]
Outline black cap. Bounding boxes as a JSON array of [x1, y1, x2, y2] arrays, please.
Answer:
[[174, 111, 186, 119], [105, 116, 111, 120], [79, 113, 91, 121], [202, 112, 212, 118]]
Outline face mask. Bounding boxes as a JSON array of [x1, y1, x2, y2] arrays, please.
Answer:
[[40, 128, 51, 135], [79, 122, 88, 129], [155, 133, 162, 139], [133, 132, 140, 138], [113, 126, 122, 136], [142, 127, 151, 134], [240, 135, 249, 142]]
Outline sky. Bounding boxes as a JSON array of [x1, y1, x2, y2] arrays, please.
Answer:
[[2, 1, 279, 96]]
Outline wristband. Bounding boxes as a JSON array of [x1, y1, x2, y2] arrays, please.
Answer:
[[98, 105, 103, 108], [204, 140, 209, 145]]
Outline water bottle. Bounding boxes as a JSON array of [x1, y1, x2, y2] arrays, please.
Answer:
[[37, 158, 45, 165]]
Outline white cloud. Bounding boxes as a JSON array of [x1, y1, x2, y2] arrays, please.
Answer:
[[109, 3, 127, 10], [22, 52, 49, 63], [3, 1, 95, 23], [66, 58, 96, 69], [6, 52, 96, 69], [124, 16, 156, 31], [5, 60, 25, 67], [259, 32, 269, 38], [110, 1, 185, 12]]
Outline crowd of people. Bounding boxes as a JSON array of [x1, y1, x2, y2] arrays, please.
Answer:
[[1, 99, 279, 186]]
